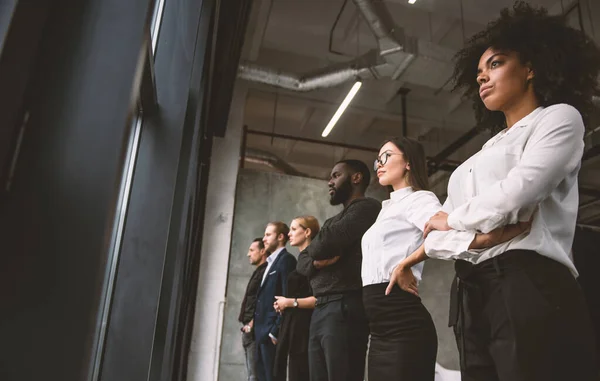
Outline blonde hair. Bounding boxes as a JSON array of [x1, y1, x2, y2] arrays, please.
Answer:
[[293, 216, 320, 240]]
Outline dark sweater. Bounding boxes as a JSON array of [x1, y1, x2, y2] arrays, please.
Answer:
[[238, 262, 268, 324], [296, 197, 381, 296]]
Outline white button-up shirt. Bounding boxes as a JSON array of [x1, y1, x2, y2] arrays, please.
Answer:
[[361, 187, 442, 286], [425, 104, 584, 276], [261, 247, 284, 286]]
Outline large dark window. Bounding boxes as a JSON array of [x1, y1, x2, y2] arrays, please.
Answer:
[[0, 0, 253, 381]]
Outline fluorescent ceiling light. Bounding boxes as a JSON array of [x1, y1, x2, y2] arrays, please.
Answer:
[[321, 81, 362, 137], [408, 0, 417, 4]]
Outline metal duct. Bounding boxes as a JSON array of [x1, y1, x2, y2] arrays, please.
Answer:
[[352, 0, 417, 78], [238, 50, 385, 92], [244, 147, 307, 177], [237, 0, 417, 90]]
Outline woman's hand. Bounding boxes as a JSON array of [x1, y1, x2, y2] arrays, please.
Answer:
[[273, 296, 292, 314], [386, 262, 418, 297], [423, 211, 451, 238], [470, 218, 533, 249]]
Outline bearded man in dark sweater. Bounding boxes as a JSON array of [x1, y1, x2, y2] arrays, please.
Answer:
[[296, 159, 381, 381]]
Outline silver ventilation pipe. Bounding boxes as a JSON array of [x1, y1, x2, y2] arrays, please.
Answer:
[[237, 0, 417, 91], [353, 0, 417, 79], [352, 0, 416, 57], [238, 50, 384, 92], [244, 148, 307, 177]]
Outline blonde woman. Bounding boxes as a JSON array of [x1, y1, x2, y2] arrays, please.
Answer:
[[273, 216, 319, 381]]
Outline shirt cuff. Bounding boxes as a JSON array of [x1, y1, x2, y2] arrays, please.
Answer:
[[447, 212, 465, 231], [269, 333, 277, 342], [424, 230, 476, 260]]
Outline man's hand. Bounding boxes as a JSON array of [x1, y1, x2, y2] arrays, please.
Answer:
[[386, 262, 418, 297], [271, 337, 278, 345], [423, 211, 451, 238], [313, 255, 340, 270], [241, 319, 253, 333]]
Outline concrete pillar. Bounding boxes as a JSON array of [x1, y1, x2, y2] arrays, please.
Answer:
[[187, 82, 248, 381]]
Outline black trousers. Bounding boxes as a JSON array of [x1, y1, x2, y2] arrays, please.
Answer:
[[452, 249, 599, 381], [288, 351, 309, 381], [308, 291, 369, 381], [363, 283, 438, 381]]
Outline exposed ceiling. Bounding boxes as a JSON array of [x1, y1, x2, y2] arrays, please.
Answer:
[[237, 0, 600, 225]]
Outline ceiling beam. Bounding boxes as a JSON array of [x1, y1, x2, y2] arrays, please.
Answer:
[[241, 0, 274, 61], [432, 19, 459, 44], [341, 7, 361, 46]]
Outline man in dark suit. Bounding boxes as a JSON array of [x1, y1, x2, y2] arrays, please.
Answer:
[[254, 222, 297, 381]]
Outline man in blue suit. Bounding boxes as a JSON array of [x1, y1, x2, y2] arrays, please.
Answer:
[[254, 221, 297, 381]]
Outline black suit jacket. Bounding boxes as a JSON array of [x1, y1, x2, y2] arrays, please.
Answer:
[[254, 248, 297, 344]]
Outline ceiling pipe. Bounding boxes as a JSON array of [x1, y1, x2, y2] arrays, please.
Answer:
[[238, 50, 385, 92], [237, 0, 417, 91], [353, 0, 406, 53], [352, 0, 417, 79]]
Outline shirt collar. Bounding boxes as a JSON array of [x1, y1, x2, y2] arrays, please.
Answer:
[[389, 186, 413, 202], [267, 247, 285, 264], [511, 106, 544, 129], [484, 106, 544, 148]]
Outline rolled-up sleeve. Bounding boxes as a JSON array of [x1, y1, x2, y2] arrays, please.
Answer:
[[422, 195, 477, 259], [405, 192, 442, 232]]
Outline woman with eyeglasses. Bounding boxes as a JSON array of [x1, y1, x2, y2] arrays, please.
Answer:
[[273, 216, 320, 381], [361, 137, 528, 381], [418, 3, 600, 381]]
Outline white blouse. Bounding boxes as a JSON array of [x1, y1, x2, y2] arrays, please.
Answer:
[[425, 104, 584, 276], [361, 187, 441, 286]]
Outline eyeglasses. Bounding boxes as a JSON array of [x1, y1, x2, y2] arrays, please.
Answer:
[[374, 152, 402, 171]]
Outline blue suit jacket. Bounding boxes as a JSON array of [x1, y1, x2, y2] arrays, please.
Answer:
[[254, 248, 297, 344]]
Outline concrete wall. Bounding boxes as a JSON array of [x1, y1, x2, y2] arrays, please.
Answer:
[[218, 169, 342, 380], [421, 259, 459, 370], [187, 83, 248, 381], [217, 169, 459, 380]]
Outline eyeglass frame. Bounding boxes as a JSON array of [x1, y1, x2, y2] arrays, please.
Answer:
[[373, 151, 403, 172]]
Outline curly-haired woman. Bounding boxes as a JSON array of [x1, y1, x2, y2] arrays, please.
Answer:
[[399, 2, 600, 381]]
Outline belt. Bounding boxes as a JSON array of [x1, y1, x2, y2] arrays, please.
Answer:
[[315, 290, 361, 306]]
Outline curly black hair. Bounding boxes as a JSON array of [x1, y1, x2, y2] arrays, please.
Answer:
[[453, 1, 600, 132]]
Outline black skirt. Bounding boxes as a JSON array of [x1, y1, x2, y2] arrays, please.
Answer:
[[274, 271, 312, 381], [363, 283, 438, 381]]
